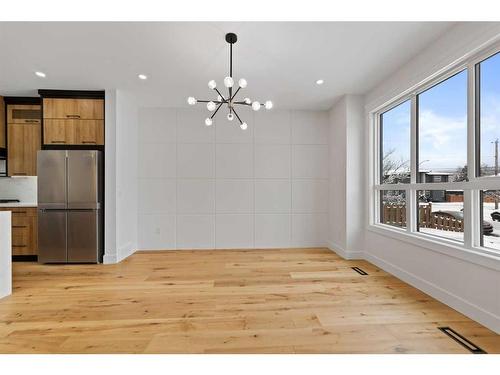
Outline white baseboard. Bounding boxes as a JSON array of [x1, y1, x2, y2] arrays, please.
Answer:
[[327, 241, 364, 260], [365, 252, 500, 334], [103, 253, 117, 264], [103, 242, 136, 264], [116, 242, 136, 263]]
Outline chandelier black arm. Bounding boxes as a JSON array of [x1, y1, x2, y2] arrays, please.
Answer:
[[214, 88, 227, 101], [210, 103, 224, 119], [233, 101, 250, 106], [231, 87, 241, 101], [197, 100, 227, 104], [232, 107, 243, 124]]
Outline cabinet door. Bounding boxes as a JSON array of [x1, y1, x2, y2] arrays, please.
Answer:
[[75, 120, 104, 145], [4, 208, 38, 256], [43, 98, 78, 119], [7, 105, 41, 124], [77, 99, 104, 120], [43, 119, 76, 145], [67, 210, 98, 263], [7, 123, 41, 176], [44, 98, 103, 120]]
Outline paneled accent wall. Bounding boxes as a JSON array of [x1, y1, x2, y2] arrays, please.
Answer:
[[137, 107, 329, 250]]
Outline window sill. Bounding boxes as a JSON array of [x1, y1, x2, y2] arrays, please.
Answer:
[[367, 223, 500, 272]]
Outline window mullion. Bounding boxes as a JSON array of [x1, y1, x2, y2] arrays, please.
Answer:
[[463, 190, 473, 248], [408, 95, 418, 233], [465, 64, 476, 249], [467, 64, 476, 181], [410, 95, 418, 184]]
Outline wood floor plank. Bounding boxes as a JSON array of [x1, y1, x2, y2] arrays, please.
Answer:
[[0, 248, 497, 353]]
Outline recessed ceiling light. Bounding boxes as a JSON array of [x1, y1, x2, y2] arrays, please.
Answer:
[[316, 79, 324, 85], [35, 71, 46, 78], [138, 74, 148, 80]]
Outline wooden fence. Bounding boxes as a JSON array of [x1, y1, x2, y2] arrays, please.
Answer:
[[382, 203, 464, 232], [382, 203, 406, 227]]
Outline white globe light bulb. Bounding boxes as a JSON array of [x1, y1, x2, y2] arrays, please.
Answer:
[[208, 80, 217, 89], [187, 97, 197, 105], [252, 101, 261, 111], [240, 122, 248, 130], [207, 101, 216, 111], [265, 100, 273, 110], [244, 97, 251, 105], [238, 78, 247, 88], [205, 118, 213, 126], [227, 113, 234, 121], [224, 76, 234, 88]]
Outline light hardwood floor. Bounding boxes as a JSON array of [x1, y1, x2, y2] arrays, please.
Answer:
[[0, 248, 498, 353]]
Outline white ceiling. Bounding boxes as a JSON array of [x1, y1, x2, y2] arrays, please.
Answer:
[[0, 22, 455, 110]]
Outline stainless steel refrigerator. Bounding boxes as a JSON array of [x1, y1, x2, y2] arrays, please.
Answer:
[[37, 150, 103, 263]]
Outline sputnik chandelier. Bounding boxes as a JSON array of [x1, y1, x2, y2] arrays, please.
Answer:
[[187, 33, 273, 130]]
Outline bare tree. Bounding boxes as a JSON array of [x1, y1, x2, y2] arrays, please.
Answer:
[[453, 165, 468, 182], [382, 148, 410, 184]]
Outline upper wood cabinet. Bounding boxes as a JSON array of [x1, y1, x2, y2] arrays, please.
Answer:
[[43, 119, 76, 145], [43, 98, 104, 120], [7, 105, 42, 124], [7, 121, 41, 176], [75, 120, 104, 145], [0, 97, 5, 149], [42, 98, 104, 146]]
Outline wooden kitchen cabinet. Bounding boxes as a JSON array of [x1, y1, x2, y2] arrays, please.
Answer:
[[75, 120, 104, 145], [0, 207, 38, 256], [43, 98, 104, 120], [43, 98, 104, 145], [77, 99, 104, 120], [7, 121, 41, 176], [43, 119, 76, 145], [7, 105, 42, 124]]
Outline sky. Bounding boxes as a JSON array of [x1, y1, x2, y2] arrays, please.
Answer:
[[381, 52, 500, 173]]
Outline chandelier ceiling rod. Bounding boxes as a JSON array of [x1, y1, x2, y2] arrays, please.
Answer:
[[186, 32, 273, 130]]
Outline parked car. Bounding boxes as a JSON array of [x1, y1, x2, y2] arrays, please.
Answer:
[[434, 210, 493, 235], [491, 211, 500, 222]]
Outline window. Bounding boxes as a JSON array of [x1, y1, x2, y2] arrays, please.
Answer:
[[380, 190, 407, 229], [477, 52, 500, 177], [417, 190, 464, 243], [380, 101, 411, 184], [418, 70, 468, 182], [373, 44, 500, 257]]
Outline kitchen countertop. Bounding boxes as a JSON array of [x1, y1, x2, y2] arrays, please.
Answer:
[[0, 202, 37, 208]]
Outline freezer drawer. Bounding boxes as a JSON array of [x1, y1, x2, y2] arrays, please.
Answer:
[[38, 209, 67, 263], [67, 210, 100, 263]]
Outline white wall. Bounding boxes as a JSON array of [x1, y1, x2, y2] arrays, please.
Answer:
[[104, 89, 139, 263], [115, 91, 139, 261], [137, 107, 329, 250], [328, 98, 347, 251], [359, 23, 500, 333], [0, 176, 37, 204], [104, 90, 117, 263], [328, 95, 365, 259]]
